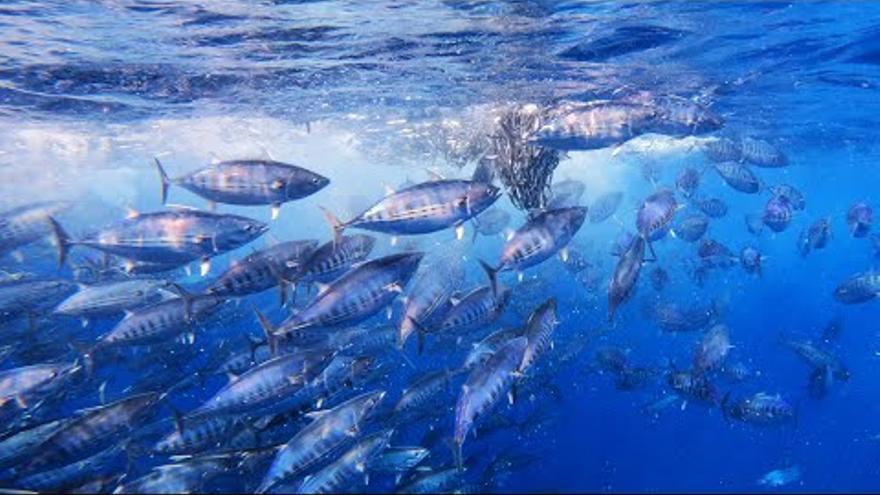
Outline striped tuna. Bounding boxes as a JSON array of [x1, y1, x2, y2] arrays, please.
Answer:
[[155, 158, 329, 219]]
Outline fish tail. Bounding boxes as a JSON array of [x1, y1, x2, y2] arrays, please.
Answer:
[[478, 259, 499, 297], [155, 157, 171, 205], [254, 308, 279, 357], [47, 216, 72, 268], [445, 437, 464, 472], [319, 206, 346, 246]]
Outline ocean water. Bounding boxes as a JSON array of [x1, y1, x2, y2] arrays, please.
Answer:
[[1, 1, 880, 493]]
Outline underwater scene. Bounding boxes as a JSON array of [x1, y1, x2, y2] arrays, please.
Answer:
[[1, 0, 880, 493]]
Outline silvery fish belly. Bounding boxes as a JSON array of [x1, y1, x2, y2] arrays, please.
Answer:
[[58, 210, 268, 264], [160, 159, 329, 205], [498, 207, 587, 272], [54, 278, 177, 316], [608, 237, 646, 320], [275, 252, 423, 335], [0, 201, 67, 256], [346, 180, 500, 235]]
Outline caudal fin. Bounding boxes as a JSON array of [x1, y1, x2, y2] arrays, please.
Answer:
[[478, 259, 499, 297], [48, 216, 72, 268], [319, 206, 346, 246], [155, 158, 171, 205], [445, 438, 464, 472]]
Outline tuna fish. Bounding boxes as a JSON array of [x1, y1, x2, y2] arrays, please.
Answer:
[[693, 196, 728, 219], [483, 207, 587, 284], [768, 184, 805, 210], [471, 208, 510, 240], [833, 272, 880, 304], [206, 239, 318, 300], [702, 137, 742, 163], [722, 392, 794, 425], [760, 195, 793, 233], [693, 324, 732, 372], [453, 336, 528, 470], [636, 190, 678, 244], [518, 299, 558, 372], [675, 167, 700, 198], [293, 235, 376, 285], [399, 260, 465, 349], [322, 180, 500, 239], [547, 179, 586, 209], [15, 392, 161, 474], [262, 252, 423, 340], [0, 362, 79, 409], [671, 214, 709, 242], [54, 278, 178, 317], [155, 158, 329, 219], [739, 137, 787, 167], [50, 210, 268, 275], [114, 455, 231, 494], [847, 202, 873, 238], [646, 300, 718, 332], [191, 346, 335, 418], [780, 337, 850, 381], [257, 390, 386, 493], [713, 161, 760, 193], [667, 369, 717, 405], [740, 246, 764, 276], [295, 429, 393, 494], [0, 277, 77, 322], [798, 217, 832, 257], [0, 201, 68, 259], [589, 192, 623, 224], [608, 236, 649, 320], [649, 266, 668, 291]]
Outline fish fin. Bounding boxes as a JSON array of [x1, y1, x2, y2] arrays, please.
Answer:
[[254, 308, 279, 357], [14, 395, 27, 409], [445, 438, 464, 472], [315, 282, 330, 295], [171, 407, 185, 434], [559, 247, 569, 262], [125, 207, 140, 220], [471, 222, 479, 243], [305, 409, 330, 421], [455, 224, 465, 241], [426, 168, 446, 181], [200, 257, 211, 277], [478, 259, 500, 298], [155, 158, 171, 205], [383, 184, 396, 196], [407, 317, 431, 355], [270, 203, 281, 220], [47, 216, 72, 268], [319, 206, 346, 247]]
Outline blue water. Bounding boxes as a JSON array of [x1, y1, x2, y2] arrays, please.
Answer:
[[2, 0, 880, 493]]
